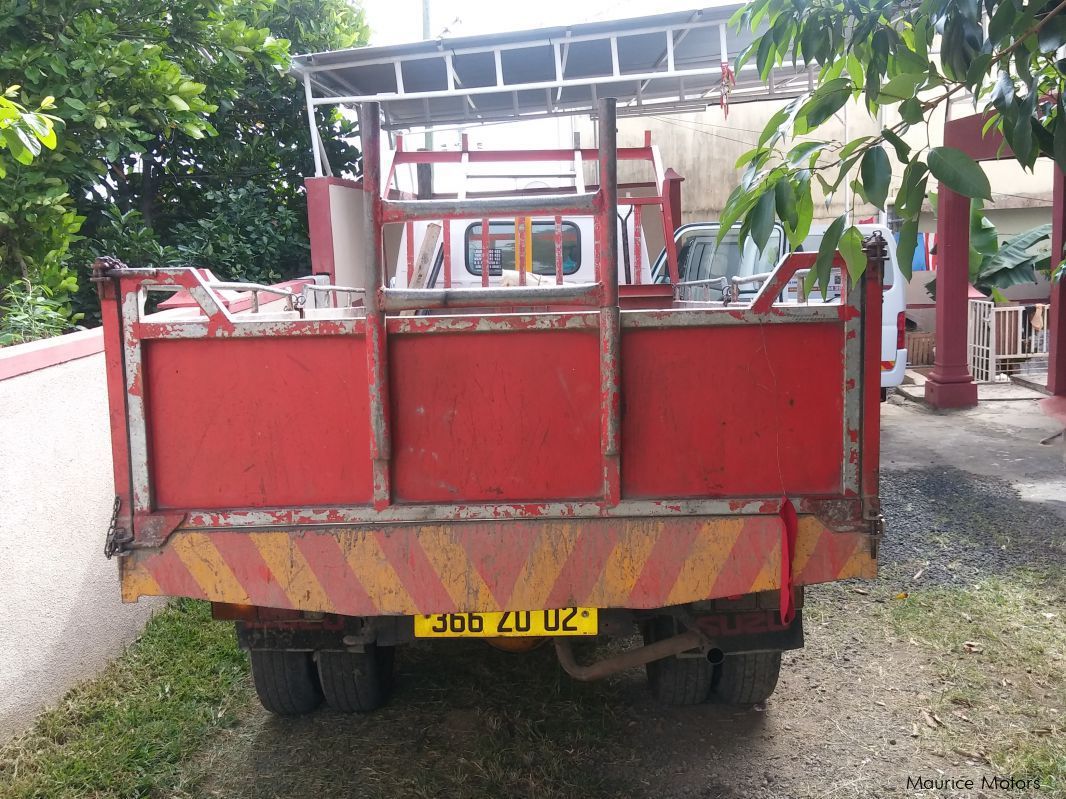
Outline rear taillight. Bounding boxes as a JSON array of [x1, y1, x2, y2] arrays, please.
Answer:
[[896, 311, 906, 350]]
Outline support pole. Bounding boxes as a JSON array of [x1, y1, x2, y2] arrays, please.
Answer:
[[1049, 170, 1066, 397], [597, 98, 621, 506], [924, 184, 978, 409], [360, 102, 392, 509], [303, 73, 323, 178]]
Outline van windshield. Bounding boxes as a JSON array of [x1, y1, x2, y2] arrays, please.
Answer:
[[665, 226, 782, 297]]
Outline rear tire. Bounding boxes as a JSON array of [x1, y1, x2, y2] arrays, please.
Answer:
[[249, 650, 323, 716], [317, 644, 394, 713], [712, 651, 782, 705], [643, 617, 713, 706]]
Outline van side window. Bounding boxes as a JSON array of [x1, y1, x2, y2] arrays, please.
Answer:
[[465, 221, 581, 276]]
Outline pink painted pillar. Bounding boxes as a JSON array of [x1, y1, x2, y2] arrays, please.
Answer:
[[925, 184, 979, 408], [1049, 171, 1066, 397]]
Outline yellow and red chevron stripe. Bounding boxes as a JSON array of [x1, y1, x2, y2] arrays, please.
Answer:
[[121, 516, 876, 615]]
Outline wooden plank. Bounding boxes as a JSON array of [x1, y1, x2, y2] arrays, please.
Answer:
[[400, 223, 442, 316]]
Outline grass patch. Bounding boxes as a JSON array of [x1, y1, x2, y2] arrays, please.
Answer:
[[887, 569, 1066, 796], [0, 600, 250, 799]]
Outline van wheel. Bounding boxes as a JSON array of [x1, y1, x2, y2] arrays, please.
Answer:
[[249, 650, 323, 716], [317, 644, 394, 713], [712, 651, 782, 705], [643, 617, 713, 706]]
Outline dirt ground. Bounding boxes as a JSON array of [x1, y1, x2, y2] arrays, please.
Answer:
[[174, 397, 1064, 799]]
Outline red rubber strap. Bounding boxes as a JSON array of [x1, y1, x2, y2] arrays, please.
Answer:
[[779, 497, 798, 625]]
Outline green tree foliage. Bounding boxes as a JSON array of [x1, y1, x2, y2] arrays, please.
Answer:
[[0, 0, 367, 334], [727, 0, 1066, 291], [0, 85, 57, 178]]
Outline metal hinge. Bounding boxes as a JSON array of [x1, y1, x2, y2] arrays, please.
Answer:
[[862, 498, 885, 559], [104, 496, 133, 559]]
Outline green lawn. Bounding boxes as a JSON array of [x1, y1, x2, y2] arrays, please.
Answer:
[[0, 601, 250, 799]]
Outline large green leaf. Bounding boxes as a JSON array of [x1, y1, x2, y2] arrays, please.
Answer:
[[807, 215, 845, 296], [878, 72, 922, 102], [981, 261, 1038, 290], [899, 97, 924, 124], [838, 225, 867, 283], [787, 179, 815, 249], [750, 187, 777, 251], [895, 219, 918, 281], [795, 79, 851, 134], [926, 146, 992, 200], [860, 145, 891, 210], [774, 178, 797, 228], [786, 140, 829, 167], [979, 224, 1052, 280], [881, 127, 911, 162]]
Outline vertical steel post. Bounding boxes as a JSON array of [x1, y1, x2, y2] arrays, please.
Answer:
[[481, 218, 490, 287], [93, 261, 135, 542], [443, 220, 452, 288], [860, 237, 884, 507], [633, 204, 643, 284], [517, 217, 527, 286], [524, 216, 533, 283], [360, 102, 392, 510], [597, 98, 621, 506], [554, 214, 563, 285], [303, 73, 323, 178], [1048, 169, 1066, 396]]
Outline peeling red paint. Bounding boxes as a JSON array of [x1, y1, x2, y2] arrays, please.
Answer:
[[99, 130, 885, 612]]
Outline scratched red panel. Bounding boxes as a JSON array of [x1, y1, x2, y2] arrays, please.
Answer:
[[389, 330, 601, 502], [144, 337, 372, 509], [621, 323, 845, 498]]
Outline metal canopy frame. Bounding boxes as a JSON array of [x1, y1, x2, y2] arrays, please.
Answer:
[[292, 4, 812, 165]]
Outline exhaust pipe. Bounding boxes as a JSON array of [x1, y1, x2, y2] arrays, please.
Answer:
[[554, 629, 703, 682]]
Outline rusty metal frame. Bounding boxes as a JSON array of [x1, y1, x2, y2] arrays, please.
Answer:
[[166, 496, 869, 537], [98, 100, 882, 558], [384, 134, 679, 287], [99, 258, 875, 544]]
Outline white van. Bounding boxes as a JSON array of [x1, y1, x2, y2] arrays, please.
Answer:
[[801, 224, 908, 389], [392, 209, 652, 288], [650, 222, 908, 389]]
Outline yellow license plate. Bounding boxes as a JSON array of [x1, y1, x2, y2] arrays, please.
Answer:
[[414, 608, 597, 638]]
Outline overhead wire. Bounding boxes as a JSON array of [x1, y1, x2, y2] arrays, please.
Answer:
[[646, 114, 762, 148]]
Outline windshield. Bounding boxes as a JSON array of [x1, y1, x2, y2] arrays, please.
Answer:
[[660, 225, 783, 299]]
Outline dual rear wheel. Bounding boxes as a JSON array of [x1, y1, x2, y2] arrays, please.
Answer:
[[249, 643, 394, 716], [643, 617, 782, 706], [249, 622, 782, 715]]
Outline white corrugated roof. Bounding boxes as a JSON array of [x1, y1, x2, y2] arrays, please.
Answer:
[[292, 5, 810, 130]]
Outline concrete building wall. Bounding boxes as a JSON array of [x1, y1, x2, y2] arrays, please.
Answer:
[[0, 348, 159, 742], [603, 97, 1054, 228]]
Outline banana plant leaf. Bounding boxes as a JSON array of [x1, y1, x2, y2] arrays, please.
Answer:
[[978, 223, 1052, 281]]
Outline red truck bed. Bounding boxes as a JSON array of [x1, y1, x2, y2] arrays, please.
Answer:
[[94, 99, 884, 713]]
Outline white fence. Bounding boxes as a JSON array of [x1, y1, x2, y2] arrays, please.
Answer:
[[967, 299, 1050, 382]]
